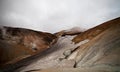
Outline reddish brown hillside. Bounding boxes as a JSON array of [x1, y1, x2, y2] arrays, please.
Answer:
[[72, 17, 120, 43], [0, 27, 57, 67]]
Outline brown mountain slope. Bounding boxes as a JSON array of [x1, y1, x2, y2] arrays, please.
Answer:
[[0, 27, 57, 68], [72, 17, 120, 43]]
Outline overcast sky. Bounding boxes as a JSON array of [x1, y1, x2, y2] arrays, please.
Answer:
[[0, 0, 120, 33]]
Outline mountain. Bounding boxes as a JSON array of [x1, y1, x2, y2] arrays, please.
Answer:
[[0, 17, 120, 72], [0, 27, 57, 68]]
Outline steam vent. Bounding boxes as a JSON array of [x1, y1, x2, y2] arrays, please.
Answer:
[[0, 17, 120, 72]]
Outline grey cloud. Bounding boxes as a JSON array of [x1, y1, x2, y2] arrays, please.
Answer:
[[0, 0, 120, 33]]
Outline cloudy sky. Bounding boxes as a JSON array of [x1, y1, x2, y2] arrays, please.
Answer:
[[0, 0, 120, 33]]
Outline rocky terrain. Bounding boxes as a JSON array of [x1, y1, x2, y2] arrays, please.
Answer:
[[0, 17, 120, 72]]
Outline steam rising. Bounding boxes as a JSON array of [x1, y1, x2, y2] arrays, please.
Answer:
[[0, 0, 120, 33]]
